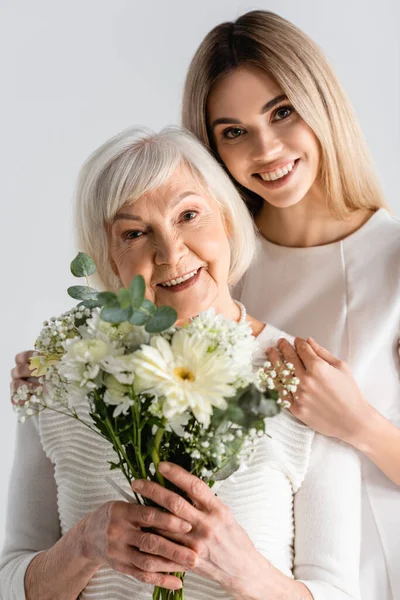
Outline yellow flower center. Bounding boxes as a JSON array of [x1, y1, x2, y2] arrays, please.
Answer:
[[174, 367, 195, 382]]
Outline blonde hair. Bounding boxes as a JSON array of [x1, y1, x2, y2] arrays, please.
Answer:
[[74, 126, 257, 291], [182, 10, 389, 217]]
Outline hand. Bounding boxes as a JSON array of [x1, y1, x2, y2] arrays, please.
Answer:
[[267, 337, 371, 444], [80, 498, 197, 590], [10, 350, 39, 402], [132, 462, 272, 600]]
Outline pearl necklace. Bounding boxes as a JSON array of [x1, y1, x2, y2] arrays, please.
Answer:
[[234, 300, 247, 324]]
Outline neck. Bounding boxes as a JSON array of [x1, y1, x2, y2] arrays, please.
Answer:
[[255, 190, 374, 248]]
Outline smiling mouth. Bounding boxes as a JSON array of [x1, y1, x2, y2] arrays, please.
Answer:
[[157, 268, 202, 292], [254, 159, 299, 183]]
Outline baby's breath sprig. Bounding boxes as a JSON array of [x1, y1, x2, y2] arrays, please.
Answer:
[[257, 360, 300, 409]]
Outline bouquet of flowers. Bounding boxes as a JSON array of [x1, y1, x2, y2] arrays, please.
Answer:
[[13, 253, 297, 600]]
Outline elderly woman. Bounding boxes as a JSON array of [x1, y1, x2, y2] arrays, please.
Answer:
[[0, 127, 361, 600]]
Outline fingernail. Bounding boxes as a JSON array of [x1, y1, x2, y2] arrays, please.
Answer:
[[132, 480, 143, 491], [180, 521, 192, 532], [266, 346, 273, 353], [158, 462, 171, 474]]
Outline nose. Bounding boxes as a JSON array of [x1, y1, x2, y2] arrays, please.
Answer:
[[250, 128, 284, 163], [154, 230, 188, 267]]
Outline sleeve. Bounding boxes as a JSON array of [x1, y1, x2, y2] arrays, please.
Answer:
[[293, 433, 362, 600], [0, 417, 61, 600]]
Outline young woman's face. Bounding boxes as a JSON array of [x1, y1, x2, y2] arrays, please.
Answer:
[[108, 165, 233, 324], [208, 66, 321, 209]]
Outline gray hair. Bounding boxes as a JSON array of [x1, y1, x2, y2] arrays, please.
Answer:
[[74, 126, 257, 291]]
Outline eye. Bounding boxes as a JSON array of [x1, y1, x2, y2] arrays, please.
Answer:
[[181, 210, 198, 222], [272, 105, 294, 121], [123, 230, 144, 241], [222, 127, 246, 140]]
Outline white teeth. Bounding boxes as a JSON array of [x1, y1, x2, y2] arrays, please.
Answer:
[[259, 161, 295, 182], [161, 269, 198, 287]]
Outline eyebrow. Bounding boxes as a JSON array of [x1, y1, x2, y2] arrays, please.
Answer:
[[209, 94, 288, 131], [113, 190, 200, 223]]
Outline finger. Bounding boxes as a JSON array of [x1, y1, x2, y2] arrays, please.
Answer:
[[294, 337, 320, 369], [118, 562, 184, 590], [15, 350, 35, 365], [128, 529, 197, 568], [128, 545, 193, 573], [133, 504, 193, 534], [265, 347, 283, 368], [307, 338, 343, 368], [276, 338, 306, 376], [131, 479, 200, 525], [11, 364, 35, 380], [158, 463, 219, 513]]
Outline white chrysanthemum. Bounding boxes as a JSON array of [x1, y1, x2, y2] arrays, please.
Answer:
[[132, 329, 237, 428], [183, 308, 257, 377], [103, 374, 133, 417], [101, 353, 136, 385], [58, 338, 113, 406]]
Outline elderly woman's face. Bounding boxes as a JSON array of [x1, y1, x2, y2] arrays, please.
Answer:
[[108, 165, 233, 323]]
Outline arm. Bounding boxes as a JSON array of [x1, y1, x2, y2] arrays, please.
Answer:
[[294, 433, 362, 600], [0, 417, 62, 599], [0, 417, 100, 600], [345, 405, 400, 486], [270, 337, 400, 486]]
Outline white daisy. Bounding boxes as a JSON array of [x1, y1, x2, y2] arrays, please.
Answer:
[[132, 329, 237, 428]]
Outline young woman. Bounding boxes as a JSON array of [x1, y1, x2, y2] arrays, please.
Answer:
[[10, 9, 400, 600], [181, 10, 400, 600]]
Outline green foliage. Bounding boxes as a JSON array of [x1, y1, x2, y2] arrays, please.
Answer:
[[145, 306, 177, 333], [67, 253, 177, 334], [67, 286, 98, 301], [70, 253, 97, 278]]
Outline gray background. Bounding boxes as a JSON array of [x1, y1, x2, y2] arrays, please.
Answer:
[[0, 0, 399, 547]]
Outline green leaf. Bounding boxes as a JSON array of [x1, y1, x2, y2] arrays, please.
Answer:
[[118, 288, 132, 309], [145, 306, 177, 333], [130, 275, 145, 308], [212, 456, 241, 481], [141, 299, 157, 316], [100, 306, 132, 324], [67, 285, 98, 300], [257, 397, 281, 418], [129, 309, 147, 326], [70, 253, 97, 278], [97, 292, 119, 307]]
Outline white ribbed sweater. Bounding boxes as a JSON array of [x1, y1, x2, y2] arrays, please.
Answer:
[[0, 324, 362, 599]]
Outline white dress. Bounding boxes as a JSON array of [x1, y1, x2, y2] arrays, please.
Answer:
[[235, 208, 400, 600], [0, 326, 362, 599]]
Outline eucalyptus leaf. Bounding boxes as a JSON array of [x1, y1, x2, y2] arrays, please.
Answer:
[[70, 253, 97, 278], [67, 285, 98, 300], [145, 306, 177, 333], [212, 456, 241, 481], [141, 299, 157, 316], [97, 292, 119, 307], [130, 275, 145, 308], [100, 306, 132, 324], [129, 309, 147, 326], [257, 397, 281, 418], [118, 288, 132, 309]]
